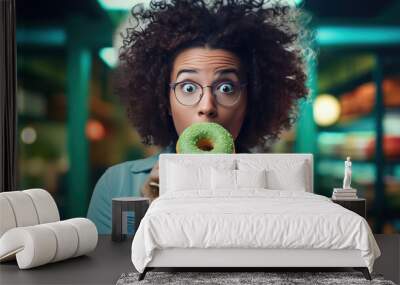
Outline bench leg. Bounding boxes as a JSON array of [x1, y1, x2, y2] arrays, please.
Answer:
[[354, 267, 371, 280]]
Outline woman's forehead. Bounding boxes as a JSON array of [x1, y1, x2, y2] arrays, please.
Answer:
[[174, 68, 241, 82], [171, 47, 242, 79]]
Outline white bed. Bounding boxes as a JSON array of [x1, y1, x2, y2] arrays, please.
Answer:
[[131, 153, 381, 281]]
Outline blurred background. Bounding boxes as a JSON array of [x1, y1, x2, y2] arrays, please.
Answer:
[[16, 0, 400, 233]]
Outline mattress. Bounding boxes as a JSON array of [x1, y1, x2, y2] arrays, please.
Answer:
[[131, 189, 381, 273]]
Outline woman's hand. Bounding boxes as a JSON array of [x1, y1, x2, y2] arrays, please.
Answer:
[[141, 161, 159, 202]]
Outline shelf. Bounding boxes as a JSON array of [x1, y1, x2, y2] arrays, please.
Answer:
[[385, 107, 400, 115], [324, 71, 373, 96], [317, 156, 400, 165], [319, 111, 400, 132], [323, 58, 400, 96], [317, 156, 373, 163], [316, 53, 400, 233], [318, 115, 375, 132]]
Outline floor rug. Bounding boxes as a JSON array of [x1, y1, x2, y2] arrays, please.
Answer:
[[116, 271, 396, 285]]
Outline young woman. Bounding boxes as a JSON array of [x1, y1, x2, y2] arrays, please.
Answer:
[[87, 0, 315, 234]]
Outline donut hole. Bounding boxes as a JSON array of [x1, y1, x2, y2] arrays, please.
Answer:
[[197, 138, 214, 151]]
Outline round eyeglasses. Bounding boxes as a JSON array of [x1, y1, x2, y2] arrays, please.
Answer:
[[169, 80, 247, 107]]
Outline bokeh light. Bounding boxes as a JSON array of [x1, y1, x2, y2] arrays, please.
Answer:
[[313, 94, 341, 126], [20, 126, 37, 144], [86, 119, 106, 141]]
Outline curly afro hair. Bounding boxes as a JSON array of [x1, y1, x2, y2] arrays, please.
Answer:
[[116, 0, 316, 152]]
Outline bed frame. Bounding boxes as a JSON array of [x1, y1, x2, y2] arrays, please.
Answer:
[[141, 248, 371, 280], [138, 154, 372, 281]]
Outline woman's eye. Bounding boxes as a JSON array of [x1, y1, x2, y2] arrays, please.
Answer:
[[180, 83, 197, 93], [217, 82, 235, 94]]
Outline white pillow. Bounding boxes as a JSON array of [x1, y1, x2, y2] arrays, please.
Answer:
[[211, 168, 236, 189], [211, 168, 267, 190], [166, 160, 235, 192], [237, 159, 310, 191], [167, 162, 210, 191], [266, 167, 307, 191], [237, 169, 267, 188]]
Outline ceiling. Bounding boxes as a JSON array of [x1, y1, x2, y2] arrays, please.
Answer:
[[16, 0, 400, 26], [16, 0, 108, 26], [304, 0, 398, 22]]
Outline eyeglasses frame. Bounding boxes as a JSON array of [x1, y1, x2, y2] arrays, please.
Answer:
[[169, 80, 248, 107]]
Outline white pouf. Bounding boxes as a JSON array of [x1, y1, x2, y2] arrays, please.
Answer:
[[0, 225, 57, 268], [0, 191, 39, 227], [42, 221, 79, 262], [0, 219, 98, 269], [0, 196, 17, 237], [23, 188, 60, 224]]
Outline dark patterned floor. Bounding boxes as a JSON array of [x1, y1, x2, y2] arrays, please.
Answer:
[[117, 271, 396, 285]]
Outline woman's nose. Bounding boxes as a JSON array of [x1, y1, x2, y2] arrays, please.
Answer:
[[197, 87, 217, 118]]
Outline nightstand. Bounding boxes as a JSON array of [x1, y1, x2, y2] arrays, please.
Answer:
[[331, 198, 366, 218], [112, 197, 150, 242]]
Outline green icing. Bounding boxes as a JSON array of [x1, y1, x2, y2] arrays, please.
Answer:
[[177, 122, 235, 153]]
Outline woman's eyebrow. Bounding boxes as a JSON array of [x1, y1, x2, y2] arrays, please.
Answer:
[[176, 69, 199, 80], [214, 68, 240, 78], [176, 68, 240, 80]]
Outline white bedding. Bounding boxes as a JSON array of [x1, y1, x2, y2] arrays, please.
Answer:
[[131, 190, 381, 273]]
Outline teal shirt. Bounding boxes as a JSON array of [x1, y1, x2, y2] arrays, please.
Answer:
[[87, 144, 175, 234]]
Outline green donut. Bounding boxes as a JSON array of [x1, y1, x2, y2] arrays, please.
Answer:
[[176, 122, 235, 154]]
